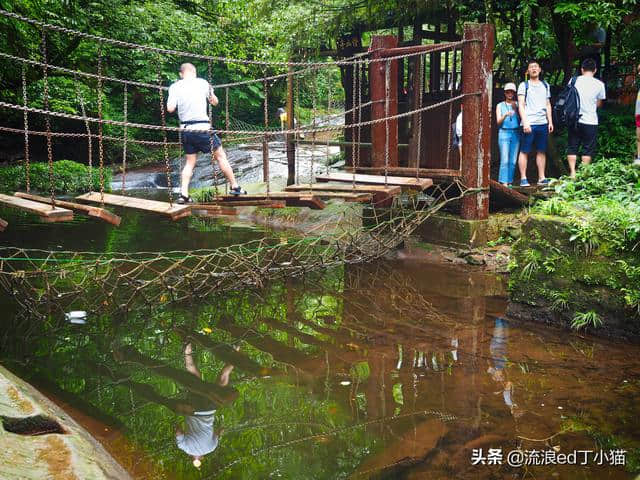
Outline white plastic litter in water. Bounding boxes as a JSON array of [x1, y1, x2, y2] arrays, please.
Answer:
[[340, 381, 351, 386], [65, 311, 87, 324]]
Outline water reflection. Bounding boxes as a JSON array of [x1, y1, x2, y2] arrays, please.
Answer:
[[0, 260, 639, 479]]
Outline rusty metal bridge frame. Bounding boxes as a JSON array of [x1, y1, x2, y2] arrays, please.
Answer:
[[0, 12, 496, 317]]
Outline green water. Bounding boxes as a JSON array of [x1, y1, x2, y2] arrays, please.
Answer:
[[1, 205, 639, 479]]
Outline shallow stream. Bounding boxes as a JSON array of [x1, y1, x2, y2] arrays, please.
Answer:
[[1, 204, 639, 479]]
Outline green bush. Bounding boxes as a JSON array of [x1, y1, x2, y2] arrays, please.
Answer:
[[0, 160, 111, 195]]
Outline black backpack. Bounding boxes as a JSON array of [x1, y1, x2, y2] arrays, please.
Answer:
[[553, 76, 581, 130]]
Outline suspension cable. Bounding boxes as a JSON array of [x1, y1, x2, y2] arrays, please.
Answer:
[[97, 46, 106, 205], [157, 61, 172, 206], [40, 28, 55, 208], [21, 64, 30, 193], [122, 83, 128, 193]]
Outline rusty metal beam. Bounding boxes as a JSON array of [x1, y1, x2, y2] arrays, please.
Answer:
[[369, 35, 398, 169], [460, 24, 494, 220]]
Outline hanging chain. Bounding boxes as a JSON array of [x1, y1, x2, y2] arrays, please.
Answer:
[[416, 53, 424, 180], [157, 60, 172, 206], [325, 72, 331, 174], [122, 83, 128, 193], [351, 60, 357, 190], [208, 60, 220, 200], [384, 60, 390, 187], [310, 66, 318, 190], [356, 63, 363, 174], [295, 74, 300, 185], [73, 71, 93, 191], [224, 86, 229, 195], [40, 28, 55, 208], [21, 64, 30, 193], [97, 46, 105, 205], [263, 77, 270, 196]]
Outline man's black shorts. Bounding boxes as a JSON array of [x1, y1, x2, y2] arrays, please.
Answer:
[[567, 123, 598, 157], [182, 130, 222, 155]]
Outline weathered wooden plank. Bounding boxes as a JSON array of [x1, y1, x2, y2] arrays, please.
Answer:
[[346, 166, 462, 179], [216, 193, 326, 210], [283, 190, 371, 202], [0, 193, 73, 221], [0, 217, 7, 231], [14, 192, 121, 226], [315, 172, 433, 190], [195, 200, 286, 208], [76, 192, 190, 220], [285, 183, 401, 195], [489, 180, 529, 206]]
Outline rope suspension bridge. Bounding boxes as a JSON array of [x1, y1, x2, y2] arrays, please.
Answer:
[[0, 10, 496, 316]]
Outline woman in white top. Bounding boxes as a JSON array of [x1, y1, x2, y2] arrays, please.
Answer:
[[496, 83, 520, 186]]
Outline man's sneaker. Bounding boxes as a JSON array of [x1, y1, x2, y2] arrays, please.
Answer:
[[633, 158, 640, 167], [538, 178, 550, 185], [519, 178, 530, 187], [176, 194, 193, 205], [229, 186, 247, 195]]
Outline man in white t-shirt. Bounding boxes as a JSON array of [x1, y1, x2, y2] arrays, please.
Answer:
[[167, 63, 246, 204], [567, 58, 606, 178], [517, 60, 553, 187], [175, 342, 237, 469]]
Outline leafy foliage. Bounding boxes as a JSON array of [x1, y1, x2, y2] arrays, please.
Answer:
[[0, 160, 110, 194]]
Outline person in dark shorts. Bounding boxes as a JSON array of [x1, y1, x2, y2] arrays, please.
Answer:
[[567, 58, 606, 178], [167, 63, 246, 203], [517, 60, 553, 187]]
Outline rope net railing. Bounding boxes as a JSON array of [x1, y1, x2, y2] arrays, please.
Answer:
[[0, 11, 482, 316], [0, 181, 481, 318]]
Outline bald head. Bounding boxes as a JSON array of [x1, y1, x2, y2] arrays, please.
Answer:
[[179, 63, 197, 79]]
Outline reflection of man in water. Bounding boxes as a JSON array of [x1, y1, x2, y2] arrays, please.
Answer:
[[487, 317, 518, 415], [175, 342, 236, 468]]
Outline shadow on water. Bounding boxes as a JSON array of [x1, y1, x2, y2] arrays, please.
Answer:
[[1, 208, 640, 479]]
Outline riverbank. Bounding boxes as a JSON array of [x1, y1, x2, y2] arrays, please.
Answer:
[[0, 364, 131, 479]]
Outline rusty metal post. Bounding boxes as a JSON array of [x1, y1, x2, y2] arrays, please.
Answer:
[[369, 35, 398, 168], [286, 64, 296, 185], [407, 53, 423, 168], [460, 24, 494, 220]]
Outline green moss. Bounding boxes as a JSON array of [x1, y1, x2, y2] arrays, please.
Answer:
[[510, 214, 640, 330]]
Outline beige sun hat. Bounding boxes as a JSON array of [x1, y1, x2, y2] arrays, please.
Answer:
[[503, 82, 517, 92]]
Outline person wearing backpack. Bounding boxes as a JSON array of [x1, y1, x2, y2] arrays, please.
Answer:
[[496, 83, 520, 186], [566, 58, 606, 178], [517, 60, 553, 187]]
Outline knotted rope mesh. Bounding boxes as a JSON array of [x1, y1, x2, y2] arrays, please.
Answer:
[[0, 11, 482, 318]]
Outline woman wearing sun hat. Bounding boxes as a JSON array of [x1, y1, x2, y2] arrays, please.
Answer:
[[496, 82, 521, 185]]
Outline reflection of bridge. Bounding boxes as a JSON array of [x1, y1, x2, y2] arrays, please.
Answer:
[[0, 262, 489, 477]]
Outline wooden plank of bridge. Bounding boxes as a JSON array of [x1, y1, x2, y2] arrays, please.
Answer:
[[76, 192, 191, 220], [0, 193, 73, 222], [14, 192, 121, 226], [488, 180, 529, 206], [287, 190, 372, 202], [216, 193, 326, 210], [346, 166, 462, 180], [285, 183, 401, 195], [315, 172, 433, 190], [286, 183, 400, 205], [0, 218, 7, 231], [194, 200, 286, 209]]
